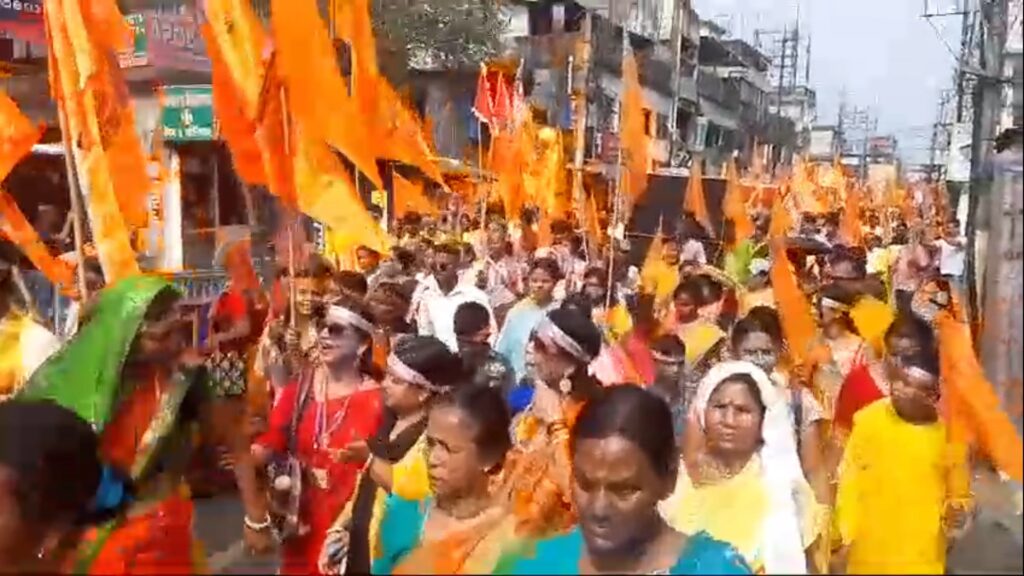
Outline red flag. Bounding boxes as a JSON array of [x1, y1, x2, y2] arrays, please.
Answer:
[[833, 364, 885, 432], [472, 63, 494, 125], [491, 73, 513, 133]]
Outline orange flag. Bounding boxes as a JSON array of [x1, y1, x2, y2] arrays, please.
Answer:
[[620, 51, 649, 215], [769, 186, 794, 240], [334, 0, 379, 118], [376, 83, 446, 186], [0, 92, 40, 182], [201, 21, 264, 185], [490, 131, 525, 220], [0, 91, 76, 295], [45, 0, 140, 283], [769, 240, 824, 377], [291, 126, 391, 256], [840, 185, 864, 246], [203, 0, 296, 206], [334, 0, 443, 186], [684, 158, 711, 232], [723, 157, 753, 247], [393, 174, 438, 219], [937, 312, 1023, 481], [0, 194, 77, 296], [270, 0, 382, 188]]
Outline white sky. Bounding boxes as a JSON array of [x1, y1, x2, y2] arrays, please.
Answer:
[[693, 0, 965, 164]]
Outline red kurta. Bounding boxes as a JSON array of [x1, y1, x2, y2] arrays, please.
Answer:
[[257, 380, 384, 575]]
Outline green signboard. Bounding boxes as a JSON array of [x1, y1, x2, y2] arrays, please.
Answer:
[[161, 85, 215, 141]]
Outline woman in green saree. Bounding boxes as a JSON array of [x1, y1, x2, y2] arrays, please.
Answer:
[[18, 275, 272, 574]]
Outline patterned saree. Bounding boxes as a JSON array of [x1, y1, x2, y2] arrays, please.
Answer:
[[19, 275, 206, 574]]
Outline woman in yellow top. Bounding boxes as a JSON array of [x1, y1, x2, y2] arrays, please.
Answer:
[[371, 385, 522, 574], [319, 336, 465, 574], [834, 350, 971, 574], [662, 361, 824, 574], [659, 278, 726, 368]]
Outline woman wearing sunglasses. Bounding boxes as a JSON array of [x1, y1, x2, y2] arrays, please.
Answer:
[[253, 298, 384, 575]]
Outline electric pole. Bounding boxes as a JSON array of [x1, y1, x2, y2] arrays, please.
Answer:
[[965, 0, 1009, 325]]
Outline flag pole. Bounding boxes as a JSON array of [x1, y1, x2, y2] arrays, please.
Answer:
[[56, 104, 88, 301], [477, 120, 486, 232], [279, 85, 298, 329]]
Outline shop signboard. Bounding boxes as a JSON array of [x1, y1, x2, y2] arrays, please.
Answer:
[[119, 11, 210, 72], [161, 85, 215, 141]]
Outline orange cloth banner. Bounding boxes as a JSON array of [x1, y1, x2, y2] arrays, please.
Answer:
[[620, 51, 649, 215], [270, 0, 383, 188], [45, 0, 140, 283]]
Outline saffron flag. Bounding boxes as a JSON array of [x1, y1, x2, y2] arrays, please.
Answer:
[[620, 51, 649, 215], [393, 173, 438, 219], [291, 126, 391, 256], [45, 0, 140, 283], [723, 158, 753, 247], [472, 63, 494, 125], [270, 0, 382, 188], [200, 0, 266, 185], [840, 185, 864, 246], [332, 0, 443, 187], [769, 238, 825, 377], [0, 91, 39, 182], [0, 91, 76, 295], [203, 0, 296, 206], [937, 312, 1023, 481], [684, 158, 711, 232]]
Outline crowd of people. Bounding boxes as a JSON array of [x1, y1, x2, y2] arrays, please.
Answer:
[[0, 197, 1017, 576]]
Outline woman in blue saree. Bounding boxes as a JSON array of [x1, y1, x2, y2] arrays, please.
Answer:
[[500, 385, 750, 575], [496, 258, 562, 383]]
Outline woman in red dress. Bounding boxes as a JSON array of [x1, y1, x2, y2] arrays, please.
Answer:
[[253, 298, 384, 575]]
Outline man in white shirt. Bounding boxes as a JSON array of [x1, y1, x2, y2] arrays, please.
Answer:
[[935, 219, 966, 298], [411, 242, 495, 351]]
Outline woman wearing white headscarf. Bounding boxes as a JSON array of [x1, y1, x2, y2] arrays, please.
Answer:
[[659, 361, 824, 574]]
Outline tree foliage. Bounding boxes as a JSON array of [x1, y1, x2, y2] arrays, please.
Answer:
[[371, 0, 508, 84]]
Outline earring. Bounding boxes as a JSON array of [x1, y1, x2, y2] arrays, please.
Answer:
[[558, 369, 573, 395], [36, 549, 45, 560]]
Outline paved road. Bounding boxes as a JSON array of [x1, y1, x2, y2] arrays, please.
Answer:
[[195, 472, 1024, 574]]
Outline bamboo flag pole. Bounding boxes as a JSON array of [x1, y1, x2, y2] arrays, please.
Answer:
[[477, 120, 487, 231], [279, 85, 298, 330], [56, 103, 88, 301]]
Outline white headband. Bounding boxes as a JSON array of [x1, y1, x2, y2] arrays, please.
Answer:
[[819, 297, 851, 312], [325, 304, 374, 334], [903, 365, 938, 381], [535, 316, 592, 363], [387, 353, 444, 393]]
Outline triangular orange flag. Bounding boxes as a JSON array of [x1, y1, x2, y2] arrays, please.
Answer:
[[270, 0, 383, 188], [684, 157, 711, 233], [840, 185, 864, 246], [723, 157, 753, 248], [620, 50, 649, 215], [393, 174, 438, 219], [0, 91, 76, 296]]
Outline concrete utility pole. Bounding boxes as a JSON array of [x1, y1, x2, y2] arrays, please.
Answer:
[[965, 0, 1009, 325], [667, 0, 687, 163], [929, 89, 954, 182]]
